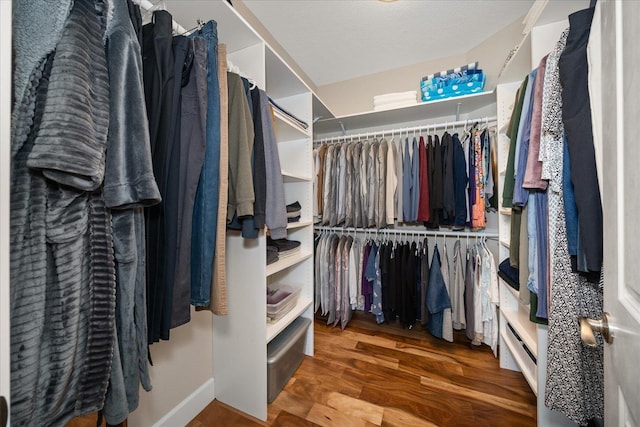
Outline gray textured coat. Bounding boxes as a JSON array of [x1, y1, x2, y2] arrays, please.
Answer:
[[11, 0, 116, 425]]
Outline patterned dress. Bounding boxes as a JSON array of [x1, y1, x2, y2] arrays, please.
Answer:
[[542, 29, 604, 424]]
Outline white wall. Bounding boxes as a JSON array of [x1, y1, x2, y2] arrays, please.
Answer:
[[316, 52, 467, 117], [315, 15, 526, 118], [129, 308, 214, 427]]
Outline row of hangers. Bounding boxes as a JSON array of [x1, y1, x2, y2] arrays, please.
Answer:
[[315, 227, 496, 245], [314, 117, 496, 147], [317, 228, 495, 261]]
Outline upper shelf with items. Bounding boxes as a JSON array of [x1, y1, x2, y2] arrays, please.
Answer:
[[314, 90, 496, 136]]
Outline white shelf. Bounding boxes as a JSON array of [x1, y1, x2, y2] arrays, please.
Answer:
[[314, 91, 496, 135], [165, 0, 261, 54], [287, 219, 313, 230], [266, 220, 313, 235], [499, 239, 511, 249], [273, 108, 311, 142], [503, 281, 519, 300], [266, 250, 312, 277], [499, 208, 511, 216], [500, 329, 538, 395], [501, 304, 537, 357], [282, 170, 312, 182], [266, 296, 313, 343]]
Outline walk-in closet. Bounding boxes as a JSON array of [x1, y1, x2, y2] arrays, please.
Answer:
[[3, 0, 639, 426]]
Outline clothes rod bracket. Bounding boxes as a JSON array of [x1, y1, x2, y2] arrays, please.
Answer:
[[339, 121, 347, 136], [455, 102, 462, 121]]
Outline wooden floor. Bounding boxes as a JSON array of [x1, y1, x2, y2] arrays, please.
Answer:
[[188, 313, 537, 427]]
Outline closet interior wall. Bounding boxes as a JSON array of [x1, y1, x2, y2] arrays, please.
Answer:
[[130, 0, 316, 424]]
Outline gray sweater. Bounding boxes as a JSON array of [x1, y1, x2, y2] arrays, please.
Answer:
[[259, 90, 287, 239]]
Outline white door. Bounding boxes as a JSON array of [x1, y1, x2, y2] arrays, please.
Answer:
[[0, 1, 12, 425], [600, 1, 640, 425]]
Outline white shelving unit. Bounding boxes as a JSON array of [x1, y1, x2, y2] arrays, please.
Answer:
[[163, 1, 316, 421]]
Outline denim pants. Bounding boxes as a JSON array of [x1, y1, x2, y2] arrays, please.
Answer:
[[190, 20, 220, 306]]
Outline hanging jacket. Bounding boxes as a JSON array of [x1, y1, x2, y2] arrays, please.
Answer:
[[427, 245, 451, 339]]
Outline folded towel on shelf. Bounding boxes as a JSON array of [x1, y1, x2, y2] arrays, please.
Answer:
[[373, 100, 418, 111], [373, 90, 417, 104]]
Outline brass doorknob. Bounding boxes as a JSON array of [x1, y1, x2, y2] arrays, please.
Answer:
[[580, 312, 613, 347]]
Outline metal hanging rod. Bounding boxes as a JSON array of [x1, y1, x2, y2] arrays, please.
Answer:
[[313, 115, 497, 145], [314, 225, 498, 239]]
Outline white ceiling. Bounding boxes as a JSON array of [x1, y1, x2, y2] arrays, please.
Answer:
[[242, 0, 535, 87]]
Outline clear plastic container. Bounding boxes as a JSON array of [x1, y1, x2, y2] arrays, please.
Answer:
[[266, 285, 300, 322]]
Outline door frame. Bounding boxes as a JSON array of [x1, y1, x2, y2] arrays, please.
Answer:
[[1, 0, 12, 423]]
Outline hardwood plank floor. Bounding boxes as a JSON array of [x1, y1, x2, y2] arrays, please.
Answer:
[[188, 313, 536, 426]]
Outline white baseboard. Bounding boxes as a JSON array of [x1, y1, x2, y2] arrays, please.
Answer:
[[152, 378, 215, 427]]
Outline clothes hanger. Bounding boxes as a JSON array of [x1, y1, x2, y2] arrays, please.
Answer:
[[179, 19, 204, 36]]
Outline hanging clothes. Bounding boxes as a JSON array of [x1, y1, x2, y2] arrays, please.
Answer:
[[188, 20, 222, 313], [376, 139, 388, 228], [417, 136, 431, 222], [441, 132, 455, 222], [451, 240, 466, 330], [367, 141, 378, 227], [386, 138, 398, 225], [317, 143, 327, 220], [428, 135, 443, 228], [559, 6, 602, 277], [259, 90, 288, 238], [402, 137, 412, 222], [440, 243, 454, 342], [395, 138, 404, 223], [419, 239, 430, 326], [541, 21, 604, 424], [426, 244, 451, 339], [171, 36, 206, 324], [344, 144, 354, 227], [11, 0, 117, 424], [103, 0, 162, 422], [452, 133, 468, 228]]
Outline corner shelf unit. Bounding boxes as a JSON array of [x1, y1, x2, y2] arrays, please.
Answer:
[[165, 0, 315, 421]]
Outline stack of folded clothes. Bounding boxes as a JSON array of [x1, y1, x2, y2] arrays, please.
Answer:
[[286, 201, 301, 223], [269, 97, 308, 130], [267, 236, 301, 260], [498, 258, 519, 291]]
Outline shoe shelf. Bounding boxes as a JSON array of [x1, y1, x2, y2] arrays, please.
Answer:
[[266, 250, 313, 277]]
